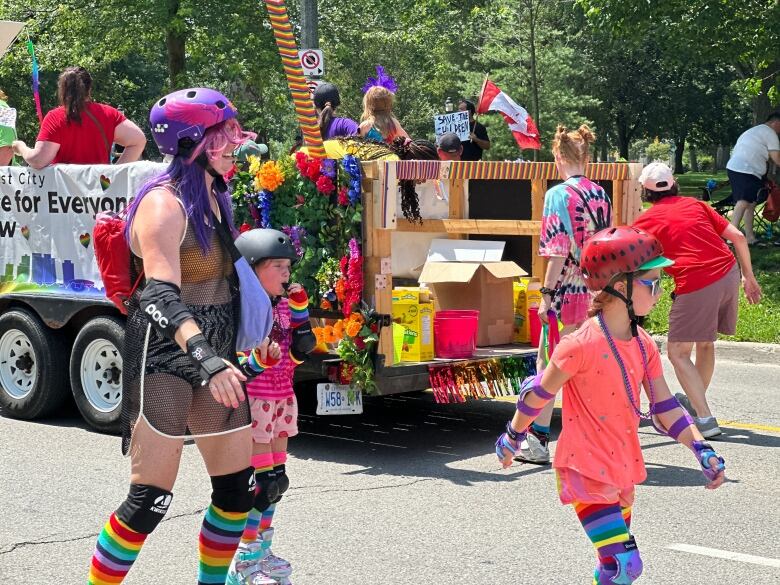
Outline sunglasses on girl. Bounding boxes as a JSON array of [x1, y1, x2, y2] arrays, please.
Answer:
[[635, 277, 662, 296]]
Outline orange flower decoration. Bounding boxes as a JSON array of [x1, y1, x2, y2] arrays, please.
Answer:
[[323, 325, 336, 344], [320, 299, 332, 310], [345, 320, 362, 338], [334, 278, 346, 304], [254, 161, 285, 192], [333, 320, 345, 339]]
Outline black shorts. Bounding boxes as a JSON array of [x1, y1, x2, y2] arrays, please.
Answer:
[[727, 169, 765, 203]]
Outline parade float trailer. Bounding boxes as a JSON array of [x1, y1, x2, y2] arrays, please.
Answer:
[[0, 159, 641, 431]]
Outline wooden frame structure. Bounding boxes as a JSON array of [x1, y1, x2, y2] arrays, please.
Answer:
[[361, 160, 643, 364]]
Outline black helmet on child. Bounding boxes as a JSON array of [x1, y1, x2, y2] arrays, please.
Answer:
[[235, 229, 298, 266]]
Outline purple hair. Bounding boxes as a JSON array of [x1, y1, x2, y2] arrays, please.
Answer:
[[126, 119, 251, 254]]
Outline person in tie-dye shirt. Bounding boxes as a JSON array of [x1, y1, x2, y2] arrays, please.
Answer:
[[516, 124, 612, 464]]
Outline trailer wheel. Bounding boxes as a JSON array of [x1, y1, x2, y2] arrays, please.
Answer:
[[0, 308, 70, 419], [69, 317, 125, 433]]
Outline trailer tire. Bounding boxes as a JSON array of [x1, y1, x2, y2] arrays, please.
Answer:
[[69, 317, 125, 434], [0, 308, 70, 420]]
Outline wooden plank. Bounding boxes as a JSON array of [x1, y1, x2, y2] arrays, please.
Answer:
[[393, 218, 541, 236], [624, 162, 644, 224], [361, 172, 394, 363], [612, 180, 625, 226], [361, 160, 380, 180], [448, 177, 466, 240], [531, 179, 546, 280]]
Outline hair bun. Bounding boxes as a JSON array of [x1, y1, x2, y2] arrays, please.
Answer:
[[577, 124, 595, 144]]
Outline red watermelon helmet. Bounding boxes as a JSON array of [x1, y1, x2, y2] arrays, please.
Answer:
[[581, 226, 673, 292]]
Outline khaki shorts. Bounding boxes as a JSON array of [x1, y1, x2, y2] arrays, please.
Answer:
[[668, 264, 740, 342]]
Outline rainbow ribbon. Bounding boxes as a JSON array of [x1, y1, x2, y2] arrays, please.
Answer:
[[26, 38, 43, 123], [263, 0, 325, 158]]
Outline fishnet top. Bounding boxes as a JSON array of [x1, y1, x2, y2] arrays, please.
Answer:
[[120, 205, 249, 454]]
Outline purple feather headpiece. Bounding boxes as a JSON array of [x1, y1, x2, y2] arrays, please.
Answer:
[[362, 65, 398, 94]]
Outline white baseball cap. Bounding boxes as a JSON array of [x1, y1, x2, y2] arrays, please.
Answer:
[[639, 162, 675, 191]]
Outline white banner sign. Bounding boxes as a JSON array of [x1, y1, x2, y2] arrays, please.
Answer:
[[433, 111, 470, 141], [0, 162, 165, 297]]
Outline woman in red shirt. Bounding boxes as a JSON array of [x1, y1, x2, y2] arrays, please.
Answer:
[[12, 66, 146, 169], [632, 163, 762, 438]]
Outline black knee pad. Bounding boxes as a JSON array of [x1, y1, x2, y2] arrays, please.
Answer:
[[272, 464, 289, 503], [211, 466, 256, 513], [253, 469, 280, 512], [115, 484, 173, 535]]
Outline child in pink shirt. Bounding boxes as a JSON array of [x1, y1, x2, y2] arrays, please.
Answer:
[[496, 226, 726, 585], [229, 229, 316, 585]]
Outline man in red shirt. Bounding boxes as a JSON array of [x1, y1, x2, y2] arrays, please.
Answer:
[[633, 163, 762, 438], [12, 66, 145, 169]]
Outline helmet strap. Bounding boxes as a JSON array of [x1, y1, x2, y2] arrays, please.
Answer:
[[195, 151, 228, 192], [603, 276, 640, 337]]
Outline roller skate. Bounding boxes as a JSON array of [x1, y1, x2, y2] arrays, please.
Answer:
[[258, 527, 293, 584], [226, 541, 277, 585]]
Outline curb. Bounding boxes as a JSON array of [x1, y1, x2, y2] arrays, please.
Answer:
[[652, 336, 780, 366]]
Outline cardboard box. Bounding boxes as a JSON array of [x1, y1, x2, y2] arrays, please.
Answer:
[[392, 287, 435, 362], [418, 240, 527, 346]]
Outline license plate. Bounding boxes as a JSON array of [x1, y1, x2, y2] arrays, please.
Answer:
[[316, 383, 363, 415]]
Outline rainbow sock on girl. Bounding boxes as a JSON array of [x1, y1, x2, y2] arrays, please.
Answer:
[[88, 513, 147, 584], [574, 501, 631, 559], [198, 504, 249, 584], [241, 452, 276, 543]]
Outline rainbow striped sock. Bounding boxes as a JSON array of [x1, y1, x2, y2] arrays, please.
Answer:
[[198, 504, 249, 584], [622, 506, 632, 531], [88, 513, 147, 584], [574, 501, 631, 563], [242, 508, 262, 545], [259, 502, 276, 531], [241, 453, 275, 543]]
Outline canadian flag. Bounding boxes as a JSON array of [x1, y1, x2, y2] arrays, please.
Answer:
[[477, 79, 541, 150]]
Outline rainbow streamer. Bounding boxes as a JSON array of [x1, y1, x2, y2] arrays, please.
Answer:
[[263, 0, 325, 158], [26, 39, 43, 123]]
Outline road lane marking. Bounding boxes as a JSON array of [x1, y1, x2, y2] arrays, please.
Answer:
[[667, 544, 780, 568], [717, 420, 780, 433]]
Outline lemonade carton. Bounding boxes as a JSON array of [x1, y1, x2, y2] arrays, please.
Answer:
[[513, 277, 541, 343], [392, 287, 435, 362]]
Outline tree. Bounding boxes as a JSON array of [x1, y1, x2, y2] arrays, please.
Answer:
[[578, 0, 780, 123]]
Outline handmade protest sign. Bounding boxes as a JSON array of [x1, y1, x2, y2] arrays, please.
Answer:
[[433, 111, 470, 141]]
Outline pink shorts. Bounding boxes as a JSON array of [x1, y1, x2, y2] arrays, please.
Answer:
[[248, 395, 299, 444], [556, 468, 635, 507]]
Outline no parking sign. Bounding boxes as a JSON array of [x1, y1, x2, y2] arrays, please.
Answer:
[[298, 49, 324, 77]]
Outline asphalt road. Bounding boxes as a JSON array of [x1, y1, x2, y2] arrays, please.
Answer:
[[1, 357, 779, 585]]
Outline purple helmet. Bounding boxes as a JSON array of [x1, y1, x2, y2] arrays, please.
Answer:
[[149, 88, 238, 156]]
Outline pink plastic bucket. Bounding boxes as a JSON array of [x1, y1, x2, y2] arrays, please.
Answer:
[[434, 310, 479, 358], [528, 308, 541, 348]]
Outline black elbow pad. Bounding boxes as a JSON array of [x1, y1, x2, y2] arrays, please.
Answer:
[[139, 278, 194, 341]]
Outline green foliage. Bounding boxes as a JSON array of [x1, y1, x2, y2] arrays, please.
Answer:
[[644, 140, 671, 163], [0, 0, 762, 165], [231, 154, 362, 309]]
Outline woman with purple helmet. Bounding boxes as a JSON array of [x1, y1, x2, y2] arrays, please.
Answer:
[[87, 88, 264, 585]]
